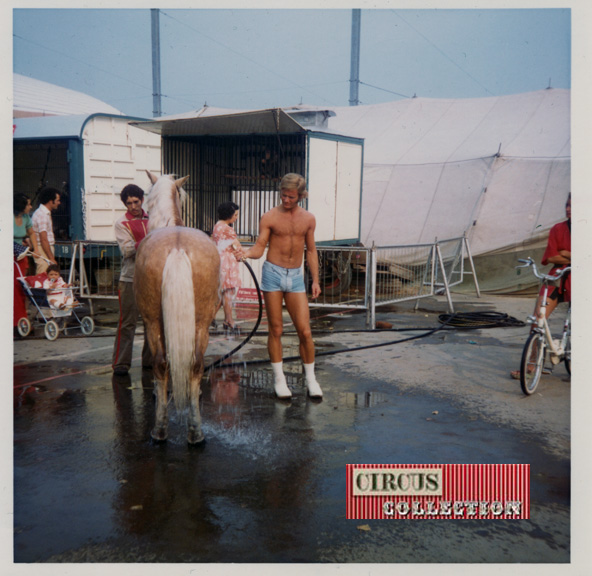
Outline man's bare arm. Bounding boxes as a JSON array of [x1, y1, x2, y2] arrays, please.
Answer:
[[305, 220, 321, 299], [243, 214, 272, 260]]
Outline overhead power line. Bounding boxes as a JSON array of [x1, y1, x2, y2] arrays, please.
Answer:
[[390, 10, 495, 97], [13, 33, 151, 92], [358, 81, 411, 99], [159, 10, 340, 106]]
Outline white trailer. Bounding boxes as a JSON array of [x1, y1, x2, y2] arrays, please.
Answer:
[[13, 113, 162, 243]]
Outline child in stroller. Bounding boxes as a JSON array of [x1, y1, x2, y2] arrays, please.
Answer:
[[15, 263, 95, 341], [36, 264, 79, 310]]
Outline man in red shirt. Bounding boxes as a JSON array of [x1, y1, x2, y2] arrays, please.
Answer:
[[112, 184, 152, 376], [511, 194, 571, 379]]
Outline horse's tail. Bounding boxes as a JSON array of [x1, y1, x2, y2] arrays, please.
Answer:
[[162, 248, 195, 413]]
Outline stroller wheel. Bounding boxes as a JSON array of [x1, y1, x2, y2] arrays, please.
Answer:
[[44, 320, 59, 341], [80, 316, 95, 336], [17, 317, 31, 337]]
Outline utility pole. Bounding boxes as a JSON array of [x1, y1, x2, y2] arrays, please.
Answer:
[[151, 8, 162, 118], [349, 9, 361, 106]]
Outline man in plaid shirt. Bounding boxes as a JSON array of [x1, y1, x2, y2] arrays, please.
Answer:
[[31, 187, 61, 274]]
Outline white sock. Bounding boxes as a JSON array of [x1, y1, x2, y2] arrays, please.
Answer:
[[271, 362, 291, 398], [303, 363, 323, 398]]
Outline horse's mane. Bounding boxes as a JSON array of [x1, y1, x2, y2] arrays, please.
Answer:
[[145, 174, 187, 231]]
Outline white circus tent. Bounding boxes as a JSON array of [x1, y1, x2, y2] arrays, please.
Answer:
[[293, 89, 570, 291], [175, 90, 569, 291], [13, 73, 123, 118], [317, 89, 570, 255]]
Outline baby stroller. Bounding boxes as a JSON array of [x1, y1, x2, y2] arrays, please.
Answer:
[[14, 246, 95, 340]]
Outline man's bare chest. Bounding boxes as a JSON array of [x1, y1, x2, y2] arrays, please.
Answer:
[[271, 221, 309, 239], [270, 215, 309, 239]]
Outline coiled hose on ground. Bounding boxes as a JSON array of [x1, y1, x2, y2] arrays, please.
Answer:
[[437, 311, 525, 329]]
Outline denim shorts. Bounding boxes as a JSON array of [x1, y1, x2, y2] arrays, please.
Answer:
[[261, 260, 306, 293]]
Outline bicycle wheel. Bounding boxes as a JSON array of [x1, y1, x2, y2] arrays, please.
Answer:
[[520, 331, 545, 395], [564, 332, 571, 375]]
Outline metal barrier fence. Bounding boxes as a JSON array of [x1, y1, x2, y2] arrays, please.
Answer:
[[305, 236, 479, 327], [61, 236, 479, 327], [59, 241, 121, 306], [366, 236, 480, 328], [308, 246, 370, 310]]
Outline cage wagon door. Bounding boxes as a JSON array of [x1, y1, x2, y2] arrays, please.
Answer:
[[307, 134, 363, 245]]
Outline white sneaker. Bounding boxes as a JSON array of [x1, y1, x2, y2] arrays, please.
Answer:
[[306, 378, 323, 399]]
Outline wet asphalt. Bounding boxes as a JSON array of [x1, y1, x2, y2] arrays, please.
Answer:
[[11, 294, 571, 565]]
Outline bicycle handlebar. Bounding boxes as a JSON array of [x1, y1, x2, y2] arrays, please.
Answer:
[[516, 257, 571, 282]]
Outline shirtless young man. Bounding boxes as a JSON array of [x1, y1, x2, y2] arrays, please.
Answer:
[[240, 173, 323, 399]]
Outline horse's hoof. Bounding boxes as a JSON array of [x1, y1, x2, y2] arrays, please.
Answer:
[[151, 428, 168, 443], [187, 428, 205, 445]]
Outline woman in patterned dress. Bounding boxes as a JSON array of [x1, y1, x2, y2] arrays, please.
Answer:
[[212, 202, 242, 331], [14, 194, 39, 333]]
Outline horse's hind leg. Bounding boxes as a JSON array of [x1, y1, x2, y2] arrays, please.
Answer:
[[187, 335, 208, 444], [151, 345, 169, 442], [187, 368, 205, 444]]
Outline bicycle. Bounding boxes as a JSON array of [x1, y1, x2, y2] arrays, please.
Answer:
[[515, 257, 571, 395]]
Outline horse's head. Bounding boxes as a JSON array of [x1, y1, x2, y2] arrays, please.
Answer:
[[146, 170, 189, 205], [145, 171, 190, 230]]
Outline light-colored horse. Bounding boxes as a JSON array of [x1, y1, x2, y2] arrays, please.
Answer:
[[135, 171, 220, 444]]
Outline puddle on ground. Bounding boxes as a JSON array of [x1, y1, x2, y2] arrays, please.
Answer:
[[13, 352, 570, 563], [209, 366, 303, 393], [339, 390, 389, 408], [208, 367, 388, 412]]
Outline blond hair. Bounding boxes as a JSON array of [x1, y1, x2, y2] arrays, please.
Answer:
[[280, 173, 307, 199]]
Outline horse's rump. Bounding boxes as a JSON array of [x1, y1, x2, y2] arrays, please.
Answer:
[[135, 227, 221, 412], [136, 228, 220, 295]]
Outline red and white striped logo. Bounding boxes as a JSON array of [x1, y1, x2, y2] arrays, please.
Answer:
[[346, 464, 530, 519]]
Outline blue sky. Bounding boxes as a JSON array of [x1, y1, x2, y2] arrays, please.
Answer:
[[12, 7, 571, 119]]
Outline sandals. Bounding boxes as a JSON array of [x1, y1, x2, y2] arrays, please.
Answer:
[[211, 320, 239, 333], [222, 321, 239, 333]]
